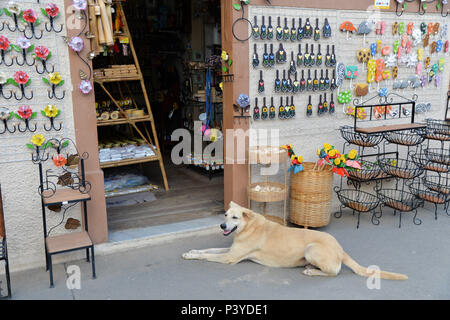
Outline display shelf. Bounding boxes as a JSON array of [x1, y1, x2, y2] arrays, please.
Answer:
[[41, 189, 91, 206], [378, 158, 424, 180], [383, 129, 426, 147], [339, 125, 384, 147], [355, 123, 427, 134], [411, 152, 450, 174], [45, 231, 93, 254], [248, 182, 287, 203], [376, 189, 423, 228], [100, 155, 159, 169]]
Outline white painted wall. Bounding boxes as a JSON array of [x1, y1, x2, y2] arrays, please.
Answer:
[[248, 6, 450, 220], [0, 0, 82, 272]]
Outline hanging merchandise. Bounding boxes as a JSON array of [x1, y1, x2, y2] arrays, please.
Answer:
[[300, 70, 306, 92], [323, 18, 332, 38], [395, 0, 407, 17], [276, 43, 287, 63], [310, 44, 316, 66], [323, 93, 329, 113], [274, 70, 281, 92], [357, 21, 372, 43], [330, 69, 337, 91], [11, 71, 33, 100], [260, 16, 267, 40], [398, 22, 405, 35], [340, 21, 357, 40], [276, 17, 283, 41], [304, 43, 311, 67], [269, 97, 276, 119], [0, 36, 13, 66], [393, 21, 399, 35], [318, 94, 324, 115], [290, 18, 297, 42], [314, 18, 320, 41], [278, 97, 286, 120], [289, 96, 296, 118], [22, 8, 44, 40], [293, 73, 300, 93], [252, 16, 260, 39], [313, 70, 319, 92], [325, 45, 331, 67], [34, 46, 54, 74], [269, 44, 275, 67], [297, 18, 303, 41], [297, 44, 303, 67], [267, 16, 274, 40], [262, 44, 271, 68], [317, 44, 323, 66], [252, 44, 259, 68], [287, 73, 293, 92], [330, 45, 336, 67], [289, 52, 296, 76], [253, 97, 260, 120], [324, 69, 330, 90], [329, 93, 335, 114], [338, 90, 352, 104], [376, 21, 386, 36], [258, 70, 264, 93], [42, 3, 63, 33], [336, 62, 345, 88], [303, 18, 313, 39], [306, 69, 313, 91], [12, 36, 35, 67], [307, 95, 313, 117], [319, 70, 325, 91], [281, 70, 288, 93], [261, 98, 268, 120], [283, 17, 290, 41]]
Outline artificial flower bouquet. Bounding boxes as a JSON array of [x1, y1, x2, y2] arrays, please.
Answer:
[[281, 144, 304, 175], [315, 143, 361, 177]]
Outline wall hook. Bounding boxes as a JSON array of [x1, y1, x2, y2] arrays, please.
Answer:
[[23, 24, 44, 40], [0, 86, 13, 100], [14, 85, 33, 101], [32, 146, 49, 163], [35, 60, 55, 74], [44, 118, 62, 131], [440, 0, 449, 16], [15, 49, 35, 66], [17, 118, 37, 133], [48, 85, 65, 100], [5, 14, 26, 32], [0, 50, 14, 67], [395, 1, 405, 16], [0, 119, 16, 134], [418, 2, 427, 15], [45, 19, 64, 33]]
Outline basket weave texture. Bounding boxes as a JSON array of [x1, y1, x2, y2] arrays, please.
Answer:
[[289, 162, 333, 228]]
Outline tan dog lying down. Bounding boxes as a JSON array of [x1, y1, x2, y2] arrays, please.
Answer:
[[182, 201, 407, 280]]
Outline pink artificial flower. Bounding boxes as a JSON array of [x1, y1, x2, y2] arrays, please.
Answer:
[[73, 0, 88, 10], [79, 80, 92, 94], [17, 36, 31, 50], [14, 71, 30, 85], [68, 37, 84, 52]]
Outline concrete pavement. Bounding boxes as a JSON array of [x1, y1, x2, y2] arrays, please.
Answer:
[[4, 203, 450, 300]]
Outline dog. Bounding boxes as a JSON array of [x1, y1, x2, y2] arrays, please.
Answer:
[[182, 201, 407, 280]]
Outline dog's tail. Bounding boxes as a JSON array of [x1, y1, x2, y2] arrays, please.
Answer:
[[342, 252, 408, 280]]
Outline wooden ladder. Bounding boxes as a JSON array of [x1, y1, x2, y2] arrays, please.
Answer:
[[93, 0, 169, 191]]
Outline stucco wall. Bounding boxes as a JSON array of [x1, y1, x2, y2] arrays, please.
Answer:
[[0, 0, 83, 272], [248, 5, 450, 219]]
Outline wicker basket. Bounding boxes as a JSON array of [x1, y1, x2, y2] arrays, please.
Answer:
[[248, 182, 287, 202], [289, 162, 333, 228]]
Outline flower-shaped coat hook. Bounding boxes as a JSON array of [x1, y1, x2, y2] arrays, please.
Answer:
[[10, 71, 33, 100], [11, 37, 35, 66], [0, 72, 13, 99], [0, 36, 14, 66], [21, 9, 43, 39], [34, 45, 55, 74], [43, 72, 65, 100], [0, 107, 16, 134], [27, 134, 50, 163], [42, 3, 63, 33], [15, 105, 37, 132], [42, 105, 62, 131], [3, 2, 26, 32]]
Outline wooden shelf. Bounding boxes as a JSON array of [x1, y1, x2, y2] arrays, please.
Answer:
[[100, 155, 159, 168], [355, 123, 426, 134], [42, 189, 91, 206], [94, 74, 142, 83], [46, 231, 92, 254], [97, 115, 152, 126]]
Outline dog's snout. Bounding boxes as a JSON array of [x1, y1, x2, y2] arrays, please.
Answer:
[[220, 223, 227, 230]]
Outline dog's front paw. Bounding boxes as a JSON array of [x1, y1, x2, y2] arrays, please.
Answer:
[[182, 252, 196, 260], [303, 269, 314, 276]]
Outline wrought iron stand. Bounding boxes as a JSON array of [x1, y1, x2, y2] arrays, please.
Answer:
[[0, 185, 11, 299]]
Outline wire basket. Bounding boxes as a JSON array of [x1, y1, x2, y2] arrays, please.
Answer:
[[383, 128, 426, 146], [426, 119, 450, 136], [423, 176, 450, 196], [408, 179, 449, 205], [378, 157, 424, 180], [339, 125, 384, 147], [335, 189, 379, 213], [411, 152, 450, 174], [347, 159, 382, 181], [424, 148, 450, 166], [377, 189, 423, 212]]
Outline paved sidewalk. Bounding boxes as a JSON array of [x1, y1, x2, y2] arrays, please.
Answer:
[[5, 204, 450, 300]]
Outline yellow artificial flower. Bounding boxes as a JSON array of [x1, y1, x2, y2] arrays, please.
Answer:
[[334, 158, 341, 166], [317, 148, 321, 156], [31, 134, 45, 147], [219, 82, 223, 90], [323, 143, 331, 152], [221, 50, 228, 61], [340, 154, 346, 162], [297, 155, 303, 163], [44, 105, 58, 118], [328, 149, 337, 157], [348, 149, 358, 160], [49, 72, 62, 85]]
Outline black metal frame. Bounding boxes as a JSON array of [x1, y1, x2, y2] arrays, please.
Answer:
[[33, 139, 96, 288], [445, 90, 450, 120], [0, 185, 11, 299]]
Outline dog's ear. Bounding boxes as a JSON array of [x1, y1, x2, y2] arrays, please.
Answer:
[[242, 209, 255, 219], [229, 201, 238, 208]]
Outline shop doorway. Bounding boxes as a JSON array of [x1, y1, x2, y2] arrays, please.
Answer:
[[92, 0, 224, 234]]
